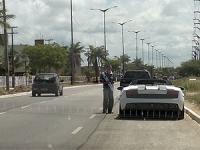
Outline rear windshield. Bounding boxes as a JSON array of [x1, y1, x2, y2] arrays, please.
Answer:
[[131, 80, 172, 85], [124, 71, 150, 79], [34, 74, 56, 82]]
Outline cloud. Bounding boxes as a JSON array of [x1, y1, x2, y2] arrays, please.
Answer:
[[6, 0, 193, 67]]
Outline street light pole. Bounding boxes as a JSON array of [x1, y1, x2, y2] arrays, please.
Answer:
[[140, 38, 145, 64], [146, 42, 151, 65], [135, 31, 140, 60], [91, 6, 117, 57], [70, 0, 74, 85], [116, 20, 132, 75], [2, 0, 9, 91], [151, 45, 154, 66]]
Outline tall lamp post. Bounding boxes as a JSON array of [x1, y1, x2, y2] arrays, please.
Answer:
[[2, 0, 9, 91], [115, 20, 132, 75], [128, 31, 140, 60], [70, 0, 74, 85], [146, 42, 151, 65], [151, 45, 155, 66], [91, 6, 118, 56], [140, 38, 145, 64]]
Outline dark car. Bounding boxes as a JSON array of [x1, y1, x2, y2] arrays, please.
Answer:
[[120, 70, 151, 87], [32, 73, 63, 97]]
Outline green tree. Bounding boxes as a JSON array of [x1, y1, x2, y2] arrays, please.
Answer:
[[178, 60, 200, 77], [71, 42, 85, 76], [23, 43, 67, 74], [106, 56, 121, 73], [85, 45, 107, 82]]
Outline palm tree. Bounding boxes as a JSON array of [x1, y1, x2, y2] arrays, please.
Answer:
[[71, 42, 84, 76], [85, 45, 107, 82]]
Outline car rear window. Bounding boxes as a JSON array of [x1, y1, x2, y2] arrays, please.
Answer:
[[34, 74, 56, 82], [124, 71, 150, 79]]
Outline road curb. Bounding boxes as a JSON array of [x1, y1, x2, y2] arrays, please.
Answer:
[[185, 106, 200, 124]]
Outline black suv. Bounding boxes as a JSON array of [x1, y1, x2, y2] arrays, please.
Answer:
[[120, 70, 151, 87], [32, 73, 63, 97]]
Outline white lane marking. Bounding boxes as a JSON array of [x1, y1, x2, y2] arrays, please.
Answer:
[[89, 114, 96, 119], [63, 84, 101, 90], [67, 115, 71, 120], [48, 144, 53, 149], [39, 101, 47, 104], [21, 105, 31, 109], [72, 127, 83, 135], [0, 112, 6, 115]]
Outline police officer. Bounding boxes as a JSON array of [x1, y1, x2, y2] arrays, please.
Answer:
[[100, 65, 114, 114]]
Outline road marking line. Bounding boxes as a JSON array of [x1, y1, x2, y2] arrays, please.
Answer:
[[72, 127, 83, 135], [21, 105, 31, 109], [89, 114, 96, 119], [67, 115, 71, 120], [0, 112, 6, 115], [39, 101, 47, 104], [48, 144, 53, 149]]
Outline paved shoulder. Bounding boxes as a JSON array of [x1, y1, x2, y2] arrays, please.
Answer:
[[80, 103, 200, 150]]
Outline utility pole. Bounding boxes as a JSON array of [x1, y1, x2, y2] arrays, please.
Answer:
[[91, 6, 117, 57], [8, 26, 18, 88], [116, 20, 132, 75], [146, 42, 151, 65], [2, 0, 9, 91], [70, 0, 74, 85], [140, 38, 145, 64]]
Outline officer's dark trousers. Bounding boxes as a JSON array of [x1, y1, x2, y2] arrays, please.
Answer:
[[103, 87, 114, 113]]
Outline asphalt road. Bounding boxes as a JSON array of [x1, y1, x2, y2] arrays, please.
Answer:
[[0, 84, 109, 150], [0, 84, 199, 150]]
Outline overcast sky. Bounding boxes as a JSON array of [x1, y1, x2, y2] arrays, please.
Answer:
[[7, 0, 193, 67]]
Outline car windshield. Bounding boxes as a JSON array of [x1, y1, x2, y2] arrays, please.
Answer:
[[130, 79, 172, 85], [124, 72, 150, 79], [35, 74, 56, 81]]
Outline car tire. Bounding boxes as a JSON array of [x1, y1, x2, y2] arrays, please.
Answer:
[[32, 92, 36, 97], [55, 90, 59, 97], [178, 107, 184, 120], [38, 93, 41, 97], [119, 104, 124, 117]]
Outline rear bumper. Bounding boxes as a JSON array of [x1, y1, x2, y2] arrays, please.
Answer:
[[32, 85, 59, 94], [119, 94, 184, 111]]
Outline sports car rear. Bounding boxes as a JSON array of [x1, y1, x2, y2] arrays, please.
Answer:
[[119, 83, 184, 120]]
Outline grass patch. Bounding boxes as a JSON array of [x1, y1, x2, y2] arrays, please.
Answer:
[[173, 77, 200, 107]]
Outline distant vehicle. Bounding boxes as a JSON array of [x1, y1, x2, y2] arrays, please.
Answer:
[[120, 70, 151, 87], [32, 73, 64, 97], [118, 79, 184, 120]]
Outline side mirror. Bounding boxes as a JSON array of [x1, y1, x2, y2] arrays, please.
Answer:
[[117, 86, 123, 91], [179, 87, 185, 91]]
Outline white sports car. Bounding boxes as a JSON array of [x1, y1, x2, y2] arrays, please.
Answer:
[[118, 79, 184, 119]]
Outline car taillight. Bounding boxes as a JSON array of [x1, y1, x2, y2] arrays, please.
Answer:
[[126, 90, 138, 98], [167, 90, 179, 98]]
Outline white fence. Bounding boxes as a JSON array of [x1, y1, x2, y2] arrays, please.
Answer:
[[0, 76, 88, 87]]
